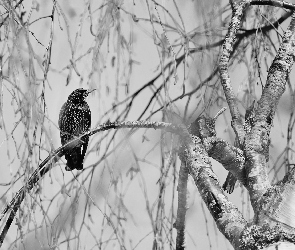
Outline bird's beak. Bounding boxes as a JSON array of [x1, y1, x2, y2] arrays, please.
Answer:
[[86, 89, 96, 96], [87, 89, 96, 95]]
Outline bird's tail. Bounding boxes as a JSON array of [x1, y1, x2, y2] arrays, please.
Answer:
[[65, 147, 83, 171]]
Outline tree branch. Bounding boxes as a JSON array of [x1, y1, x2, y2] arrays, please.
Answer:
[[178, 135, 247, 249], [174, 163, 189, 250], [219, 1, 249, 145], [0, 120, 186, 247], [245, 13, 295, 210], [204, 137, 246, 187]]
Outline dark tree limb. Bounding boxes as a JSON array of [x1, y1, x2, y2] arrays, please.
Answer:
[[251, 0, 295, 10], [174, 163, 189, 250]]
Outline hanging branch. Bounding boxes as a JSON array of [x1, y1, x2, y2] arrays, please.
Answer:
[[174, 163, 189, 250]]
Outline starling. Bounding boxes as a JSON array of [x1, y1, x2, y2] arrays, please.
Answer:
[[58, 88, 94, 171]]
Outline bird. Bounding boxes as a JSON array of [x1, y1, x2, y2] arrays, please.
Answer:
[[58, 88, 94, 171]]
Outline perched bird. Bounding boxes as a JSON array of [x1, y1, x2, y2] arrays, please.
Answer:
[[58, 88, 94, 171]]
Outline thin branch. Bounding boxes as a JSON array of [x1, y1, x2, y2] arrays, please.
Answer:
[[0, 120, 186, 247], [251, 0, 295, 10], [219, 1, 250, 145], [175, 163, 188, 250]]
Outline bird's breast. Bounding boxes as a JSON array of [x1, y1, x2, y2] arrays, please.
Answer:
[[59, 101, 91, 136]]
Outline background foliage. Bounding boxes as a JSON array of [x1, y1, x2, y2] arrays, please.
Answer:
[[0, 0, 294, 249]]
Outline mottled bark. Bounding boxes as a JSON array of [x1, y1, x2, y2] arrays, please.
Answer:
[[219, 0, 249, 144], [245, 10, 295, 210], [178, 135, 247, 249], [187, 0, 295, 248]]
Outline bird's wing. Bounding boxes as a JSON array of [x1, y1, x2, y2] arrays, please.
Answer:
[[58, 102, 66, 129], [79, 137, 89, 169], [77, 105, 91, 169], [81, 107, 91, 163]]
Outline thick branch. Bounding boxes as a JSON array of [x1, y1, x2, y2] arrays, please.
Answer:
[[179, 136, 247, 249], [250, 166, 295, 236], [189, 115, 247, 193], [245, 13, 295, 210], [204, 137, 246, 187], [240, 223, 295, 249]]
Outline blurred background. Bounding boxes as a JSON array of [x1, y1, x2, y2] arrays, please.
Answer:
[[0, 0, 294, 249]]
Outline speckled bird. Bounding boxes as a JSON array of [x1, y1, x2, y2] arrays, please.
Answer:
[[58, 88, 94, 171]]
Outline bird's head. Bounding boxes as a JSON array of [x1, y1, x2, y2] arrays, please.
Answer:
[[68, 88, 95, 103]]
